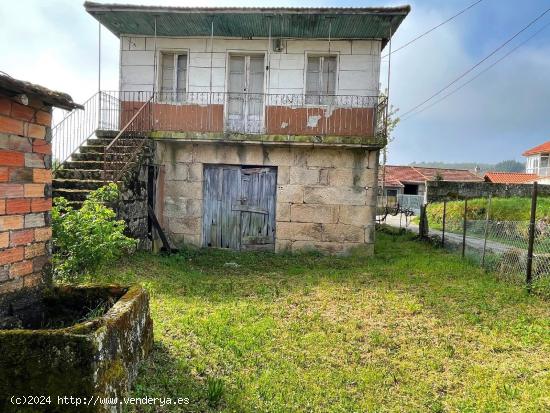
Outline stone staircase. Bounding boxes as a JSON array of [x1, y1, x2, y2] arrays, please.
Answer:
[[53, 130, 148, 206]]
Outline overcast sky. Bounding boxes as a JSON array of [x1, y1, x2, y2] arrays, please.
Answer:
[[1, 0, 549, 165]]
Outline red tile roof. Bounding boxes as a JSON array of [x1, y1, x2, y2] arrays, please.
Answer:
[[381, 165, 483, 187], [484, 172, 538, 184], [522, 141, 550, 156]]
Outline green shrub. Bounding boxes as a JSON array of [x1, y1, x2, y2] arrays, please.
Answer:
[[426, 197, 550, 230], [52, 183, 137, 281]]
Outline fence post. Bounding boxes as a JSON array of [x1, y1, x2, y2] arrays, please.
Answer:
[[462, 198, 468, 259], [526, 182, 538, 290], [481, 195, 492, 267], [441, 200, 447, 247]]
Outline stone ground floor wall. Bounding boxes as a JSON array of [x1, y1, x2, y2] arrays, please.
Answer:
[[117, 144, 155, 250], [154, 141, 379, 255]]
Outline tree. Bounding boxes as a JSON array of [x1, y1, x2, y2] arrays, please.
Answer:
[[377, 90, 400, 144], [378, 90, 400, 195], [493, 160, 525, 173]]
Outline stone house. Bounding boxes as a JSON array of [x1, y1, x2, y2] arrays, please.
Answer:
[[379, 165, 483, 213], [380, 165, 483, 199], [53, 3, 410, 255]]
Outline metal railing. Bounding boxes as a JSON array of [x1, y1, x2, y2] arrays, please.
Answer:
[[100, 90, 385, 138], [397, 194, 424, 215], [53, 90, 387, 173], [103, 95, 154, 183], [52, 92, 100, 168]]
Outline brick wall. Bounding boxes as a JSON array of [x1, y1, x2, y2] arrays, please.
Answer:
[[0, 94, 53, 294]]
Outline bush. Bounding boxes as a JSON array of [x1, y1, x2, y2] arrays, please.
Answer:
[[426, 197, 550, 230], [52, 183, 137, 281]]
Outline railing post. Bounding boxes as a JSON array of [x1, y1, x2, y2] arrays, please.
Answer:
[[526, 182, 538, 290], [97, 90, 102, 130], [481, 195, 492, 267], [441, 200, 446, 248], [462, 198, 468, 259]]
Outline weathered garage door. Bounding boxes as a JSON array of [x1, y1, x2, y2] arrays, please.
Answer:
[[202, 165, 276, 251]]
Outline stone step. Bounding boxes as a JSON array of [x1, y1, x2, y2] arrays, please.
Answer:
[[95, 130, 149, 140], [95, 130, 119, 138], [71, 153, 104, 162], [52, 188, 92, 202], [54, 168, 104, 180], [80, 145, 137, 154], [71, 146, 148, 162], [53, 178, 108, 191], [63, 160, 128, 170], [87, 138, 142, 147]]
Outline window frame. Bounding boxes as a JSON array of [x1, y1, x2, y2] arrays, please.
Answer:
[[303, 52, 339, 106], [156, 50, 189, 102]]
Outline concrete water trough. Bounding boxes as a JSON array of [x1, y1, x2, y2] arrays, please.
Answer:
[[0, 284, 153, 413]]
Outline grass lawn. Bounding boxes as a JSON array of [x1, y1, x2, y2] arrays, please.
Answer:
[[90, 232, 550, 413]]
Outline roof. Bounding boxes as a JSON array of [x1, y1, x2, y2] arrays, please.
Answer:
[[0, 74, 82, 110], [484, 172, 538, 184], [522, 141, 550, 156], [84, 2, 410, 48], [381, 165, 483, 186]]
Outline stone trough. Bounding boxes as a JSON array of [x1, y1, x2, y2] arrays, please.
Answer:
[[0, 285, 153, 413]]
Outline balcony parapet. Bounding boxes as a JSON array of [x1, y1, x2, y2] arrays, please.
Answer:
[[97, 90, 388, 147]]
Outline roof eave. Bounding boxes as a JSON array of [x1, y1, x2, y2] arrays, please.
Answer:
[[0, 75, 82, 110], [84, 2, 410, 46], [84, 2, 411, 16]]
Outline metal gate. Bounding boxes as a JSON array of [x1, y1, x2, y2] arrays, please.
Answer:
[[202, 165, 276, 251]]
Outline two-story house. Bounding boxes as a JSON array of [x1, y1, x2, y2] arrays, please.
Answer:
[[524, 140, 550, 177], [53, 3, 410, 255], [483, 141, 550, 185]]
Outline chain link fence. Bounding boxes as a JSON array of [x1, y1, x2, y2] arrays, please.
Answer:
[[421, 190, 550, 288]]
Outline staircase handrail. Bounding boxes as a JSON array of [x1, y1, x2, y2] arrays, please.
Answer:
[[103, 94, 154, 183]]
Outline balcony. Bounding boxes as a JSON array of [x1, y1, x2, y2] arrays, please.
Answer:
[[52, 90, 387, 166], [526, 166, 550, 177], [102, 91, 386, 140]]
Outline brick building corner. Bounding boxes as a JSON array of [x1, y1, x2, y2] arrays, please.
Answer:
[[0, 74, 81, 297]]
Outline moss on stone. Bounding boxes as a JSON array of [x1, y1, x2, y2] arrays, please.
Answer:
[[0, 285, 152, 413], [149, 130, 386, 148]]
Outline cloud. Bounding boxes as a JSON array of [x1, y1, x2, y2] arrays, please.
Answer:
[[385, 1, 550, 164], [1, 0, 548, 165]]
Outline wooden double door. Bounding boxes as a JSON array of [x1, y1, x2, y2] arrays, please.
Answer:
[[202, 165, 277, 251]]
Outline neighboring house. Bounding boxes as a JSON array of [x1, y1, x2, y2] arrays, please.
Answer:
[[524, 140, 550, 177], [52, 3, 410, 255], [380, 165, 483, 201], [483, 140, 550, 185], [483, 172, 538, 184]]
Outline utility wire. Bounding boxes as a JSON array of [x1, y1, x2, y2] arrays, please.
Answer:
[[381, 0, 484, 58], [400, 7, 550, 118], [402, 21, 550, 122]]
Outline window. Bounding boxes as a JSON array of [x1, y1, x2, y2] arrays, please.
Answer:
[[305, 55, 337, 104], [403, 184, 419, 195], [159, 52, 187, 101]]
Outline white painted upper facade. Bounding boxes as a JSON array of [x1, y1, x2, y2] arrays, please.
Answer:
[[119, 35, 382, 98], [526, 153, 550, 177]]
